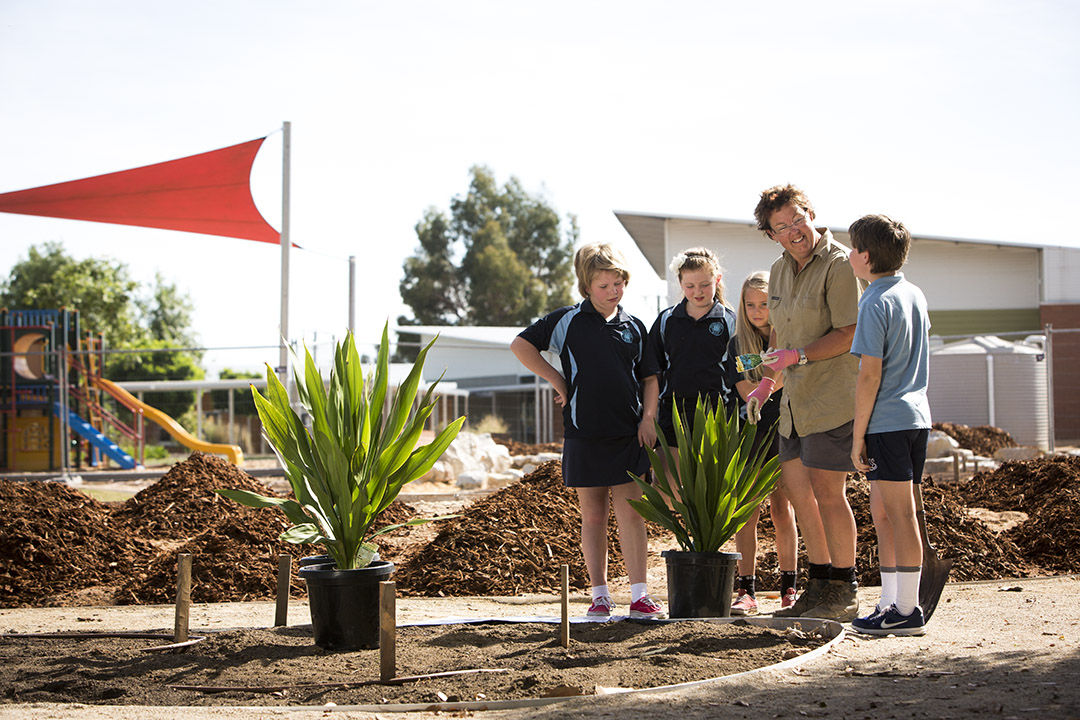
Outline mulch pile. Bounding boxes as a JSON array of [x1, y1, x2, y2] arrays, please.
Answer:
[[496, 439, 563, 456], [933, 421, 1017, 456], [1, 428, 1078, 608], [394, 460, 626, 596], [0, 453, 414, 608]]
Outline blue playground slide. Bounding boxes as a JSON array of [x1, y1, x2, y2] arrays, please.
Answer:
[[52, 402, 137, 470]]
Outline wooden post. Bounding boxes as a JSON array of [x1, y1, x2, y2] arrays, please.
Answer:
[[953, 452, 960, 483], [560, 564, 570, 648], [275, 554, 291, 627], [380, 581, 397, 682], [174, 553, 192, 644]]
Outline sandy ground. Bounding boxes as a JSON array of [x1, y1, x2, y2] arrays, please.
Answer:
[[1, 575, 1078, 719]]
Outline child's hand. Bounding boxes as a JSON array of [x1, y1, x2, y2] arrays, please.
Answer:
[[552, 377, 568, 407], [762, 348, 800, 371], [851, 437, 871, 472], [745, 377, 775, 424], [637, 416, 657, 448]]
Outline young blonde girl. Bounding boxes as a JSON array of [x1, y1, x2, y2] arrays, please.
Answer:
[[728, 271, 800, 615], [511, 242, 666, 620]]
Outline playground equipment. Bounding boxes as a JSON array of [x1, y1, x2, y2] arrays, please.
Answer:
[[1, 307, 242, 472]]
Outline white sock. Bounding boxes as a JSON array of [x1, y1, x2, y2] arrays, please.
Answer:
[[878, 567, 897, 612], [894, 568, 921, 616], [631, 583, 648, 603], [591, 585, 611, 601]]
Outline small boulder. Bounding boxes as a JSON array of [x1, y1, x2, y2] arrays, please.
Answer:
[[926, 430, 959, 458], [992, 446, 1043, 462]]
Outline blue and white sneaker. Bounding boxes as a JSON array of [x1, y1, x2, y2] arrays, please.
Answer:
[[851, 604, 925, 636]]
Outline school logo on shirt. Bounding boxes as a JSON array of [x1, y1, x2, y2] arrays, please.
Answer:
[[619, 329, 634, 344], [709, 322, 724, 337]]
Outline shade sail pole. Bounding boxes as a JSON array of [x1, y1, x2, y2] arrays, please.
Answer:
[[279, 122, 292, 385]]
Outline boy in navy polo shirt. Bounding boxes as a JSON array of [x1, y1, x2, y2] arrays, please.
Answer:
[[847, 214, 932, 636], [511, 242, 666, 619]]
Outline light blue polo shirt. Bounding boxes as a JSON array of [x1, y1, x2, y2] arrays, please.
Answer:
[[850, 273, 932, 433]]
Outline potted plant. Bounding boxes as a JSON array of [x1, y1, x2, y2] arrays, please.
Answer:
[[628, 397, 781, 618], [217, 323, 464, 650]]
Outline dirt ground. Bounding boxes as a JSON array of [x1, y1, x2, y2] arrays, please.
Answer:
[[0, 576, 1077, 719], [1, 430, 1080, 717]]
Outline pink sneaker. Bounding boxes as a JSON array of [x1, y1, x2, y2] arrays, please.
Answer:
[[629, 595, 667, 619], [587, 595, 615, 617], [780, 587, 797, 609], [730, 589, 758, 616]]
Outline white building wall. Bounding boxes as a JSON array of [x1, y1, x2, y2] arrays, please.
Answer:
[[662, 220, 1042, 311], [1042, 247, 1080, 303], [663, 220, 781, 306], [899, 241, 1039, 310]]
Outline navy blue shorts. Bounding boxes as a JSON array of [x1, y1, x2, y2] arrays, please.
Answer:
[[865, 429, 929, 483], [562, 436, 650, 488]]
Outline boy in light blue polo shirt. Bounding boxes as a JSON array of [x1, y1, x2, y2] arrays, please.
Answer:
[[847, 214, 931, 636]]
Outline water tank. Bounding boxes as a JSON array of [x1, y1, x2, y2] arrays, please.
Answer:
[[928, 335, 1049, 449]]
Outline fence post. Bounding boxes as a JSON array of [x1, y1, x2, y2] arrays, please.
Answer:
[[1045, 323, 1056, 453]]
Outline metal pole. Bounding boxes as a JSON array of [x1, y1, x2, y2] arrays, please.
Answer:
[[278, 121, 292, 386], [348, 255, 356, 335], [59, 341, 70, 476], [534, 375, 541, 445], [1045, 323, 1056, 453], [227, 388, 236, 447]]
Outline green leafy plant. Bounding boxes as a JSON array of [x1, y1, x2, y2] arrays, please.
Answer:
[[628, 397, 781, 553], [216, 324, 464, 569]]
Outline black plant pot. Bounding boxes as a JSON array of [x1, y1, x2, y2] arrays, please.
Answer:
[[299, 554, 334, 568], [662, 550, 741, 618], [299, 560, 395, 651]]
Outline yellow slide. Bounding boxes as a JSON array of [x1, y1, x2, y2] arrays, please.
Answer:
[[93, 377, 244, 465]]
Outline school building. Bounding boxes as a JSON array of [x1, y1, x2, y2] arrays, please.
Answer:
[[616, 211, 1080, 444], [395, 212, 1080, 446]]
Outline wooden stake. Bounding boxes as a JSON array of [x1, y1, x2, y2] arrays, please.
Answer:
[[174, 553, 192, 644], [953, 452, 960, 483], [274, 554, 291, 627], [560, 564, 570, 648], [380, 581, 397, 682]]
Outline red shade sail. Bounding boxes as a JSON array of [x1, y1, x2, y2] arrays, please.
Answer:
[[0, 137, 281, 245]]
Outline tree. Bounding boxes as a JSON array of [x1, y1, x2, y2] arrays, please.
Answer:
[[400, 166, 576, 326], [0, 241, 142, 346], [1, 241, 203, 411], [138, 272, 199, 350]]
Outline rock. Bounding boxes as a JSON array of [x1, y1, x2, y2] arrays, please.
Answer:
[[993, 446, 1043, 462], [486, 472, 520, 490], [424, 460, 453, 484], [926, 430, 960, 458], [455, 470, 487, 491], [422, 431, 513, 483]]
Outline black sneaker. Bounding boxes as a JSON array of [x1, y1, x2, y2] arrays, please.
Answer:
[[852, 604, 925, 636], [803, 579, 859, 622], [773, 577, 827, 617]]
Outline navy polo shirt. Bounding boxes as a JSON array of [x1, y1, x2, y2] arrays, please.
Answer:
[[649, 299, 737, 418], [517, 298, 658, 439]]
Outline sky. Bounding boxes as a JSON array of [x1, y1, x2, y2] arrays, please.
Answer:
[[2, 1, 1078, 376]]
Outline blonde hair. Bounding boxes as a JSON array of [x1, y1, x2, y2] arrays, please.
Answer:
[[734, 271, 771, 381], [669, 247, 726, 305], [574, 242, 631, 298]]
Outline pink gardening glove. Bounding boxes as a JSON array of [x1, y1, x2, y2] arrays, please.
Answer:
[[745, 377, 776, 425], [762, 348, 800, 371]]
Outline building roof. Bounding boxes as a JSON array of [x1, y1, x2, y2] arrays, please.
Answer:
[[392, 325, 520, 348], [614, 209, 1071, 279]]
